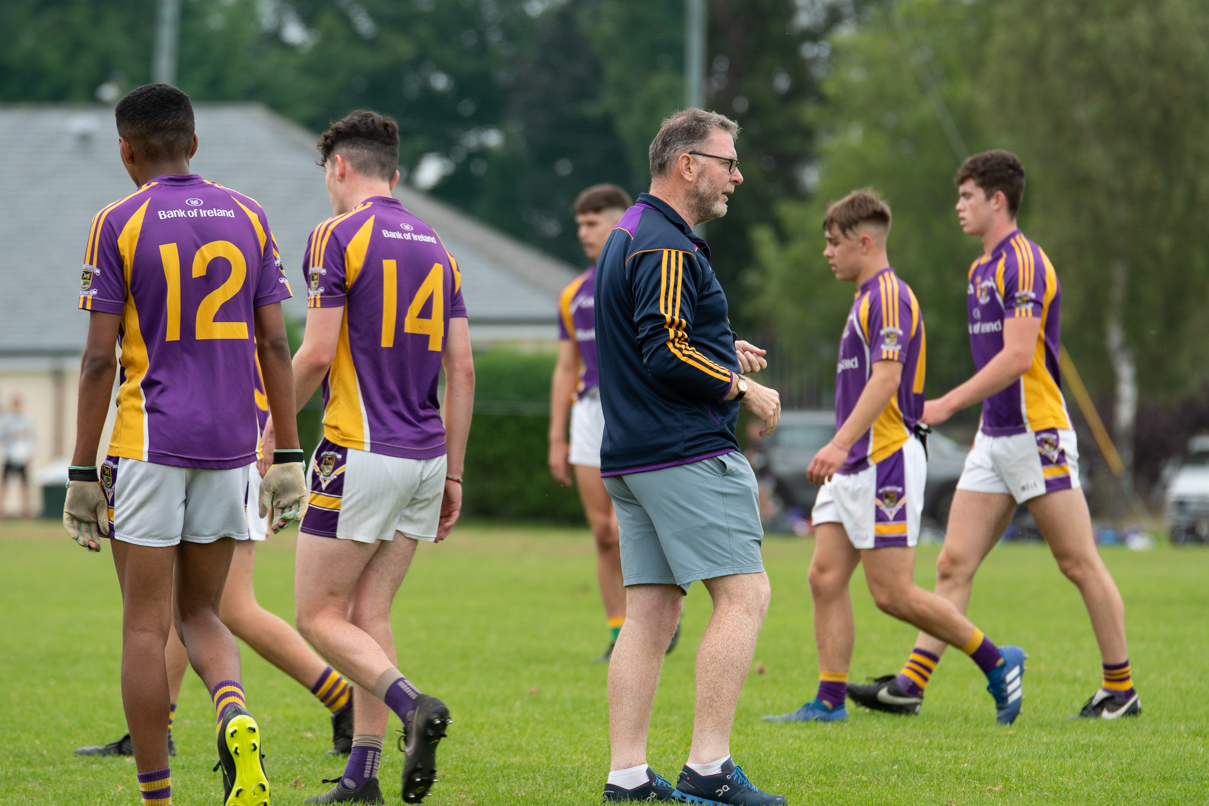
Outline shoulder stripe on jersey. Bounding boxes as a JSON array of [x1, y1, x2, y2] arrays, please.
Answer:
[[430, 229, 462, 296], [312, 202, 371, 269], [558, 273, 588, 343], [658, 250, 731, 382], [86, 183, 158, 267]]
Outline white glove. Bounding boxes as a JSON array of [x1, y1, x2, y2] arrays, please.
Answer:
[[63, 479, 108, 552], [258, 461, 308, 533]]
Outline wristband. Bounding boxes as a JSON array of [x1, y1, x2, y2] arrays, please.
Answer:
[[446, 474, 463, 484], [68, 466, 99, 483], [273, 449, 305, 465]]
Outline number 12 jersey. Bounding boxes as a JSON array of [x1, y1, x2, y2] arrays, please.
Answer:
[[304, 195, 468, 459], [79, 174, 293, 469]]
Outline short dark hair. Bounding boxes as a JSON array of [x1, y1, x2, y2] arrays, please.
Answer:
[[317, 110, 400, 181], [114, 84, 195, 163], [955, 150, 1025, 216], [648, 108, 739, 178], [823, 189, 892, 239], [573, 184, 632, 216]]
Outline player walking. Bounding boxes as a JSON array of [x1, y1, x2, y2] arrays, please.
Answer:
[[263, 110, 474, 804], [596, 108, 784, 805], [63, 83, 308, 806], [848, 151, 1139, 719], [763, 190, 1025, 727]]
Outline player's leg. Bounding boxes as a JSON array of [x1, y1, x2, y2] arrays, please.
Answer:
[[1027, 488, 1138, 717], [18, 465, 32, 518], [765, 522, 859, 723], [574, 464, 627, 659]]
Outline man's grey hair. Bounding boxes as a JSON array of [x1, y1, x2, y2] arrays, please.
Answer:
[[648, 108, 740, 178]]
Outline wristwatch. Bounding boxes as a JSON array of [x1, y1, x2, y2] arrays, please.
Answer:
[[734, 376, 749, 401]]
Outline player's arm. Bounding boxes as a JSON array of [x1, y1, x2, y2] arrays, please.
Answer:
[[254, 301, 309, 532], [923, 317, 1040, 426], [808, 359, 903, 485], [63, 311, 122, 551], [547, 339, 580, 487], [438, 317, 475, 541]]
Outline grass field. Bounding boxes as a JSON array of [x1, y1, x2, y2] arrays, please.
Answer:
[[1, 519, 1206, 805]]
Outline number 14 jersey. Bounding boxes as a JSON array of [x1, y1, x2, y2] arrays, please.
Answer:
[[304, 196, 467, 459], [79, 174, 293, 469]]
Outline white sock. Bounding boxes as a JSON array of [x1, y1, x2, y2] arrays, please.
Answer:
[[686, 755, 730, 776], [607, 764, 652, 789]]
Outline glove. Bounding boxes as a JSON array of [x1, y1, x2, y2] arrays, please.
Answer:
[[259, 461, 308, 533], [63, 480, 108, 552]]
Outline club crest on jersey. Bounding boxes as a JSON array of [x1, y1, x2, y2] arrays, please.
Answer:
[[977, 280, 994, 305], [81, 266, 97, 291], [876, 486, 906, 519], [100, 464, 113, 489], [1015, 290, 1035, 308], [1036, 434, 1062, 463], [308, 267, 326, 293], [314, 451, 344, 490]]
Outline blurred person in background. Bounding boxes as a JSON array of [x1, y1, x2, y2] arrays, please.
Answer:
[[1, 394, 36, 518]]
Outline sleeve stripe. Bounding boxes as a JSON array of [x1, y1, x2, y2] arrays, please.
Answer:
[[659, 250, 731, 382], [85, 184, 157, 266], [558, 274, 585, 342]]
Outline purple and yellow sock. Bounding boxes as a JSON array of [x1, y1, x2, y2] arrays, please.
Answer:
[[341, 735, 384, 789], [374, 669, 421, 726], [137, 767, 172, 806], [1102, 659, 1135, 701], [815, 671, 848, 710], [608, 616, 625, 643], [167, 702, 176, 731], [311, 666, 352, 714], [895, 647, 940, 698], [961, 629, 1003, 675], [211, 679, 246, 723]]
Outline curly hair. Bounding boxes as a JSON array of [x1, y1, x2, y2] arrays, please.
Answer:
[[955, 150, 1025, 216], [317, 110, 400, 181]]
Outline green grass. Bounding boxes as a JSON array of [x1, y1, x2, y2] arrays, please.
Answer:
[[1, 520, 1206, 805]]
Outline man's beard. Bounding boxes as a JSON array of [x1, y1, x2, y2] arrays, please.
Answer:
[[688, 174, 729, 224]]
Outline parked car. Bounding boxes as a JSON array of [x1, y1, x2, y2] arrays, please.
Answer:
[[1163, 435, 1209, 544], [758, 410, 969, 526]]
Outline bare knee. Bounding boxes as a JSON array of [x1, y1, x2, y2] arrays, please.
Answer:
[[808, 562, 848, 599], [1055, 551, 1102, 588], [869, 584, 908, 620], [935, 548, 976, 587], [589, 517, 619, 552]]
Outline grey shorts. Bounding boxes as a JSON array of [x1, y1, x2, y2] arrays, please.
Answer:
[[603, 451, 765, 591]]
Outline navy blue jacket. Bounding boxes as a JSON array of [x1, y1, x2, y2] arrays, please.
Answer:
[[595, 193, 740, 475]]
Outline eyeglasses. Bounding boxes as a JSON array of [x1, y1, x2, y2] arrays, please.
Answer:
[[688, 151, 739, 173]]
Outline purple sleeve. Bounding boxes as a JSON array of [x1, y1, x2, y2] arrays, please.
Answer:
[[303, 221, 348, 308], [80, 215, 126, 315], [1001, 243, 1043, 318], [253, 225, 293, 308], [870, 281, 908, 364], [448, 252, 468, 319]]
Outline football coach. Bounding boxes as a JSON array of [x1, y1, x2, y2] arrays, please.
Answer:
[[594, 108, 786, 805]]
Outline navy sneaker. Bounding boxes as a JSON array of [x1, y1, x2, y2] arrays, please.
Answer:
[[398, 694, 452, 803], [763, 698, 847, 723], [305, 776, 385, 804], [75, 731, 176, 757], [1076, 688, 1141, 719], [846, 675, 923, 715], [673, 759, 786, 805], [985, 645, 1027, 725], [603, 768, 675, 802], [329, 703, 353, 755], [214, 705, 270, 806]]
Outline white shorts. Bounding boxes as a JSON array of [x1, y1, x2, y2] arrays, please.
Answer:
[[244, 463, 268, 542], [811, 438, 926, 549], [956, 428, 1081, 503], [299, 438, 447, 543], [568, 387, 604, 468], [100, 456, 249, 547]]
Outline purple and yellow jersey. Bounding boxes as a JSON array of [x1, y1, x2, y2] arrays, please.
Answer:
[[303, 195, 467, 459], [968, 230, 1070, 436], [79, 174, 292, 469], [834, 268, 926, 474], [557, 266, 599, 397]]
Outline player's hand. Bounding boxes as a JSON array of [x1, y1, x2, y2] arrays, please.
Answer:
[[63, 480, 108, 552], [256, 417, 275, 479], [921, 397, 955, 426], [547, 439, 573, 487], [437, 478, 462, 542], [808, 440, 849, 485], [735, 340, 768, 374], [742, 380, 781, 436], [259, 461, 308, 533]]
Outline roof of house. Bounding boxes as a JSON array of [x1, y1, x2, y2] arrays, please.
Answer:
[[0, 103, 576, 358]]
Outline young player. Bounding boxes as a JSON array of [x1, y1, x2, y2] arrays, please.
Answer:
[[848, 151, 1139, 719], [261, 110, 474, 804], [763, 190, 1025, 726], [63, 83, 308, 806], [76, 370, 354, 761]]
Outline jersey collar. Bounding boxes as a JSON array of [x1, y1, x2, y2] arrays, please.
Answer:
[[636, 192, 712, 263], [857, 266, 896, 295]]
